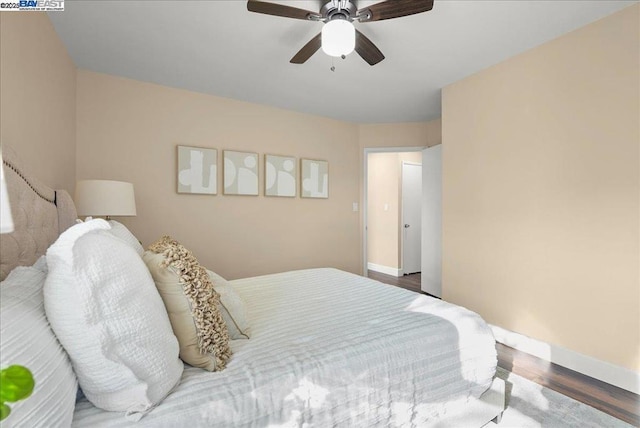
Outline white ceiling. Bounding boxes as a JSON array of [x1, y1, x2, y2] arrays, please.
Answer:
[[48, 1, 635, 123]]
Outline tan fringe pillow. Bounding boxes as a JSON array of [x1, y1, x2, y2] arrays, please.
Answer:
[[144, 236, 231, 371]]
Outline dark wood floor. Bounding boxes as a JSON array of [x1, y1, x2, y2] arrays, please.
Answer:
[[367, 270, 640, 426], [368, 270, 422, 292]]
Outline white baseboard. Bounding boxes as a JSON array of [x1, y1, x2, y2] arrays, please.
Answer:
[[491, 325, 640, 395], [367, 263, 402, 277]]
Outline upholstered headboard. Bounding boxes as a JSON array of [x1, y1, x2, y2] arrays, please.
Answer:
[[0, 145, 77, 280]]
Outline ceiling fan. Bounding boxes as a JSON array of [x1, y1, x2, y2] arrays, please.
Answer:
[[247, 0, 435, 66]]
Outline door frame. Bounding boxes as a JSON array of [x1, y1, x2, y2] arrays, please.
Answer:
[[362, 146, 426, 276], [400, 161, 422, 275]]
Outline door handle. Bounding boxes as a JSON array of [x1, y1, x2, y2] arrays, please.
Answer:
[[404, 224, 410, 228]]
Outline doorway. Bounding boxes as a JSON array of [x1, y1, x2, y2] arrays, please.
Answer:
[[364, 149, 423, 278], [363, 145, 442, 298]]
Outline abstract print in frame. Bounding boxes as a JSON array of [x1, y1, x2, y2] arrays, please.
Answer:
[[301, 159, 328, 199], [177, 145, 217, 195], [265, 154, 297, 197], [224, 150, 259, 196]]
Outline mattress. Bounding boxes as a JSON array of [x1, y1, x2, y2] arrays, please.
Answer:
[[72, 268, 497, 427]]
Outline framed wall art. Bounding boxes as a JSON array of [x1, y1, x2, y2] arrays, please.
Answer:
[[301, 158, 328, 199], [223, 150, 259, 196], [177, 145, 217, 195], [265, 154, 296, 197]]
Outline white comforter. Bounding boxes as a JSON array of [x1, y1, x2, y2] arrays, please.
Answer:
[[73, 268, 497, 427]]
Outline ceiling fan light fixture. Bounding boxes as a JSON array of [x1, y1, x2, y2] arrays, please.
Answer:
[[321, 19, 355, 57]]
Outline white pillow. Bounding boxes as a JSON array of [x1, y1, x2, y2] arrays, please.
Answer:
[[78, 218, 144, 256], [107, 220, 144, 256], [44, 220, 183, 416], [207, 269, 251, 339], [0, 258, 77, 427]]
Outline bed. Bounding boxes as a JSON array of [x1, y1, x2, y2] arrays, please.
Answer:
[[0, 145, 505, 427]]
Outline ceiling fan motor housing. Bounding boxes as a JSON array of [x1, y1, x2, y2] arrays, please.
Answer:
[[321, 0, 358, 22]]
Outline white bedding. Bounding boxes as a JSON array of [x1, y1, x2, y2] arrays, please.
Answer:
[[72, 268, 497, 427]]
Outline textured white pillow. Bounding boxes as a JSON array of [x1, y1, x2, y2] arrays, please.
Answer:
[[107, 220, 144, 255], [0, 258, 77, 427], [78, 218, 144, 256], [44, 220, 183, 416], [207, 269, 251, 339]]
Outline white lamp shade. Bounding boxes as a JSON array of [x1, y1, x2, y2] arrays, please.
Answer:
[[321, 20, 355, 57], [0, 157, 14, 234], [75, 180, 137, 217]]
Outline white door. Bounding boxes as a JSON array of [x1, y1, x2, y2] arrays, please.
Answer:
[[402, 163, 422, 274], [421, 145, 442, 297]]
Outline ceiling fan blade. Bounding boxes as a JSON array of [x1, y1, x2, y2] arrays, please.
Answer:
[[290, 33, 322, 64], [357, 0, 434, 22], [247, 0, 320, 20], [355, 30, 385, 66]]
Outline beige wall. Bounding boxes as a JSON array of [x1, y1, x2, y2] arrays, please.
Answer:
[[359, 120, 441, 150], [76, 70, 361, 279], [367, 152, 422, 270], [442, 5, 639, 371], [367, 153, 400, 268], [0, 12, 76, 191]]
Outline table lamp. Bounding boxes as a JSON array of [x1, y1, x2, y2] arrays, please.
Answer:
[[75, 180, 136, 220]]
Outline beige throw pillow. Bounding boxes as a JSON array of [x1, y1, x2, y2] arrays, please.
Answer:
[[143, 236, 232, 371], [207, 270, 252, 339]]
